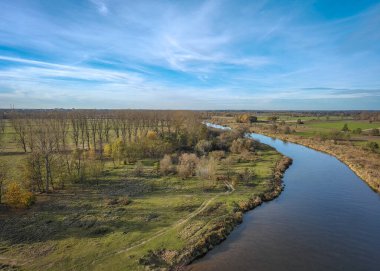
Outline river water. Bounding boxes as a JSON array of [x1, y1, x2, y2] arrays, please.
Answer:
[[187, 124, 380, 271]]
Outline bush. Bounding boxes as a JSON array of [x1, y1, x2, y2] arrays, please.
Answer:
[[369, 128, 379, 136], [230, 138, 255, 154], [365, 141, 379, 152], [209, 150, 225, 161], [105, 196, 131, 206], [196, 157, 217, 183], [146, 130, 158, 140], [236, 114, 257, 123], [267, 116, 278, 122], [177, 153, 199, 179], [319, 130, 350, 142], [133, 161, 144, 176], [237, 149, 252, 162], [91, 226, 111, 236], [284, 126, 291, 134], [195, 140, 213, 156], [240, 168, 255, 185], [341, 123, 349, 132], [160, 154, 175, 175], [118, 196, 131, 205], [4, 182, 35, 208], [103, 143, 112, 158]]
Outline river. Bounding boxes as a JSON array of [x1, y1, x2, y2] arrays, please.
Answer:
[[187, 123, 380, 271]]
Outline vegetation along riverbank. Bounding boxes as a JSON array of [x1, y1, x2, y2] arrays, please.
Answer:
[[0, 110, 291, 270], [209, 111, 380, 193]]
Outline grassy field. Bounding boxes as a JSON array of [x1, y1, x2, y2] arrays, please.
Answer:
[[256, 115, 352, 122], [0, 144, 282, 270], [304, 120, 380, 130], [211, 115, 380, 144]]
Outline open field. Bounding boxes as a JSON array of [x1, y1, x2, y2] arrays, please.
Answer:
[[304, 120, 380, 130]]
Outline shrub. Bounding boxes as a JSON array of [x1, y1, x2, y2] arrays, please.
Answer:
[[237, 149, 252, 162], [369, 128, 379, 136], [133, 161, 144, 176], [232, 126, 249, 139], [341, 123, 349, 132], [111, 139, 125, 164], [284, 126, 291, 134], [209, 150, 225, 161], [146, 130, 158, 140], [118, 196, 131, 205], [195, 140, 213, 156], [196, 157, 217, 183], [160, 154, 175, 175], [240, 168, 255, 185], [236, 114, 257, 123], [103, 143, 112, 158], [319, 130, 350, 142], [230, 138, 255, 154], [91, 226, 111, 236], [177, 153, 199, 179], [365, 141, 379, 152], [222, 156, 234, 180], [267, 116, 278, 122], [105, 196, 131, 206], [4, 182, 35, 208], [270, 124, 278, 132]]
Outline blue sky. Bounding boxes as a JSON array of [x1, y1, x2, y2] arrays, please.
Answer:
[[0, 0, 380, 109]]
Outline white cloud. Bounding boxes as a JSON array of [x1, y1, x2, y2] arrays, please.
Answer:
[[0, 1, 380, 109], [90, 0, 109, 15]]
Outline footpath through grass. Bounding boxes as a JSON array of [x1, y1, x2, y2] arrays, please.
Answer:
[[0, 148, 282, 270]]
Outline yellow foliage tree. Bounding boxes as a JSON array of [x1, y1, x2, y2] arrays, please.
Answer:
[[103, 143, 112, 158], [4, 182, 35, 208], [111, 139, 124, 165], [146, 130, 158, 140]]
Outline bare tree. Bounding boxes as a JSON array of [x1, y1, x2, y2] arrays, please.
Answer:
[[0, 161, 8, 204], [0, 118, 5, 150], [10, 113, 28, 152]]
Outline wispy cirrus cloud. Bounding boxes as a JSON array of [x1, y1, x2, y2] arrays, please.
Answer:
[[0, 0, 380, 109], [90, 0, 109, 15]]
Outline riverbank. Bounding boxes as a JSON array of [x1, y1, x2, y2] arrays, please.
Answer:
[[0, 142, 289, 270], [172, 155, 292, 270], [252, 130, 379, 193], [211, 118, 380, 193], [187, 126, 380, 271]]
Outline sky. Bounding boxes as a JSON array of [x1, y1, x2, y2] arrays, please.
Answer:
[[0, 0, 380, 110]]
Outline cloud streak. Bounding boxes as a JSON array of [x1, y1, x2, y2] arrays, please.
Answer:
[[0, 0, 380, 109]]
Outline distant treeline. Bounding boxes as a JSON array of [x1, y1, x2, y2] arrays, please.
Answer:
[[206, 110, 380, 121]]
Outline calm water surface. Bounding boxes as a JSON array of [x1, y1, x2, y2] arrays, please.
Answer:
[[187, 124, 380, 271]]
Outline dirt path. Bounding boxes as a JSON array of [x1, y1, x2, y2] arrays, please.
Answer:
[[116, 196, 219, 254], [69, 183, 235, 270]]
